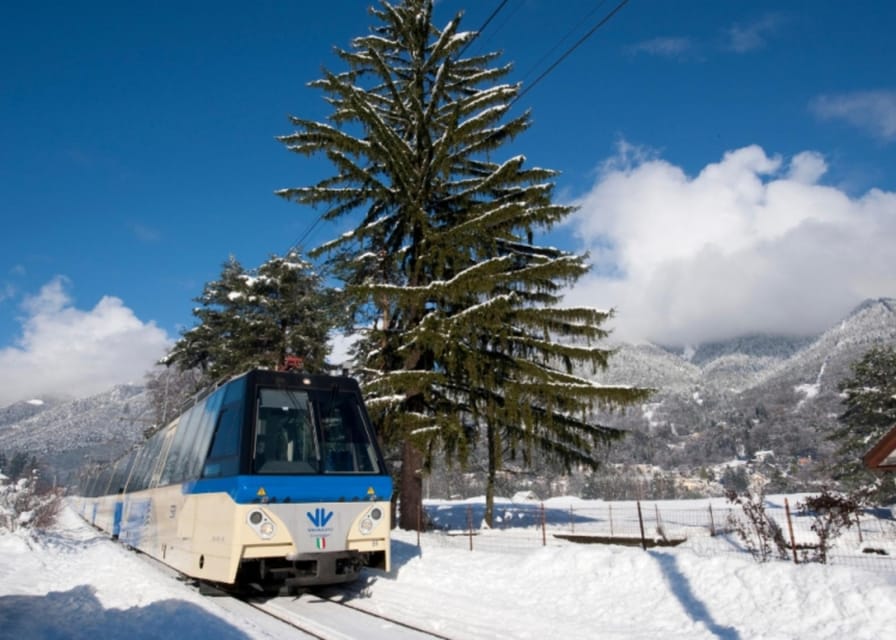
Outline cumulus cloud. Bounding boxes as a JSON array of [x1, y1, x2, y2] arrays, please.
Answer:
[[0, 277, 172, 406], [564, 144, 896, 346], [810, 90, 896, 141]]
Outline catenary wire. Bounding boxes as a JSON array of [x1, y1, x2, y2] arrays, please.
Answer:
[[513, 0, 631, 105], [518, 0, 610, 86]]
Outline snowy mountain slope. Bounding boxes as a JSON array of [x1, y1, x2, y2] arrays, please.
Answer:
[[0, 396, 69, 431], [0, 385, 150, 484], [592, 298, 896, 473]]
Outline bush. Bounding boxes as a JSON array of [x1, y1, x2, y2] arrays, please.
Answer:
[[725, 482, 789, 563], [0, 469, 63, 533], [797, 489, 863, 564]]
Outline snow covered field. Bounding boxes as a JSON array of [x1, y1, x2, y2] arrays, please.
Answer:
[[1, 502, 895, 639]]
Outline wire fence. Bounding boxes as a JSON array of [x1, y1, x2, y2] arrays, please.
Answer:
[[419, 498, 896, 573]]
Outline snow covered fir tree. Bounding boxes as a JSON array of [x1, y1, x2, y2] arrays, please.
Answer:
[[276, 0, 650, 528], [165, 250, 341, 386], [828, 345, 896, 502]]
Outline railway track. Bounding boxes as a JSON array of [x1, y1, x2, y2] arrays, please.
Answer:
[[228, 589, 454, 640], [132, 542, 447, 639]]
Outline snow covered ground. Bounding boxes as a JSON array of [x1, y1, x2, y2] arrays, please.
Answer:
[[1, 501, 895, 639]]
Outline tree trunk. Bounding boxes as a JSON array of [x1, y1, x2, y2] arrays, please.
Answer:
[[398, 439, 424, 531]]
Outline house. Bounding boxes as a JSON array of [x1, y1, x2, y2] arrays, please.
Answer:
[[863, 424, 896, 474]]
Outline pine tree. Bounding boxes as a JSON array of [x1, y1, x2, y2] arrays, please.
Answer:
[[829, 345, 896, 501], [165, 251, 340, 383], [277, 0, 650, 529]]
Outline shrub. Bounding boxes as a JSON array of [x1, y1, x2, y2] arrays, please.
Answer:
[[725, 482, 789, 563], [797, 489, 863, 564], [0, 469, 63, 533]]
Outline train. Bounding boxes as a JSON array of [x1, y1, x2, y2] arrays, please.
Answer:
[[75, 367, 392, 594]]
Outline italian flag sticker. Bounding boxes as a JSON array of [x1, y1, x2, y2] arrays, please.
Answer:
[[316, 537, 327, 549]]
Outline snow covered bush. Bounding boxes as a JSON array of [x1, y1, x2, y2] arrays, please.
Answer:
[[0, 469, 63, 533]]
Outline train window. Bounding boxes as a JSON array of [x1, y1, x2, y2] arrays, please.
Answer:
[[127, 424, 170, 492], [108, 452, 136, 494], [253, 388, 318, 474], [158, 406, 197, 486], [128, 422, 172, 491], [319, 394, 381, 474], [180, 385, 226, 481], [124, 448, 150, 492], [149, 425, 177, 488], [202, 405, 242, 478]]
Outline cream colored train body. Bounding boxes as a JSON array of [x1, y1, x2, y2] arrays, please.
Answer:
[[76, 369, 391, 591]]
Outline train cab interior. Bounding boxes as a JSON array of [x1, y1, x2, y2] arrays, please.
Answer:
[[253, 387, 380, 475]]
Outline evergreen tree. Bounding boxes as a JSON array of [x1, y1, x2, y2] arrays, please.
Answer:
[[277, 0, 650, 529], [829, 345, 896, 501], [165, 251, 340, 384]]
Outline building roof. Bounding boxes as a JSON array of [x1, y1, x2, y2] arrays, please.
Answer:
[[863, 424, 896, 474]]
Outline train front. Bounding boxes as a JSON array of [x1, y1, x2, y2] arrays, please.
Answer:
[[195, 370, 392, 592]]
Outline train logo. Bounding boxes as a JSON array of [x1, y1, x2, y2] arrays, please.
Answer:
[[307, 507, 334, 528]]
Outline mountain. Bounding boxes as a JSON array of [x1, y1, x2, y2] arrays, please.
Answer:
[[0, 385, 151, 485], [588, 298, 896, 479], [0, 396, 69, 428]]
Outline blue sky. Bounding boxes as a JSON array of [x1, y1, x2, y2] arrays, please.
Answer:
[[1, 0, 895, 404]]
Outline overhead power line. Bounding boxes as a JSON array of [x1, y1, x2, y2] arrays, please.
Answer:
[[518, 0, 610, 86], [514, 0, 631, 105], [457, 0, 511, 58]]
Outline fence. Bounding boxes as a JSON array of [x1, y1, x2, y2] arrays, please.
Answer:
[[418, 497, 896, 573]]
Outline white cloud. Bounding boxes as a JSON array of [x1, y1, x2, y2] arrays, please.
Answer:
[[0, 277, 172, 406], [725, 14, 783, 53], [564, 144, 896, 346], [810, 90, 896, 141], [627, 37, 695, 59]]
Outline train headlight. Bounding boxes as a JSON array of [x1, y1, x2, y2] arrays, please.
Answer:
[[359, 506, 383, 535], [247, 509, 276, 540]]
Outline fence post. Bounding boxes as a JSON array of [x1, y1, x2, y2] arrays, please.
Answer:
[[417, 504, 422, 548], [467, 505, 474, 552], [784, 498, 798, 564], [609, 504, 614, 538], [636, 501, 647, 550], [855, 511, 864, 544], [570, 505, 575, 534], [541, 502, 547, 546], [708, 504, 716, 537]]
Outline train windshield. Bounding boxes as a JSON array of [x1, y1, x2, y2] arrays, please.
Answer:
[[253, 387, 382, 475]]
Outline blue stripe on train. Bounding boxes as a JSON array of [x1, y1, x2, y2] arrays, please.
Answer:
[[182, 475, 393, 504]]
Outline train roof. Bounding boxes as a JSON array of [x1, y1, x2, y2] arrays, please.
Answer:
[[170, 368, 362, 423]]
